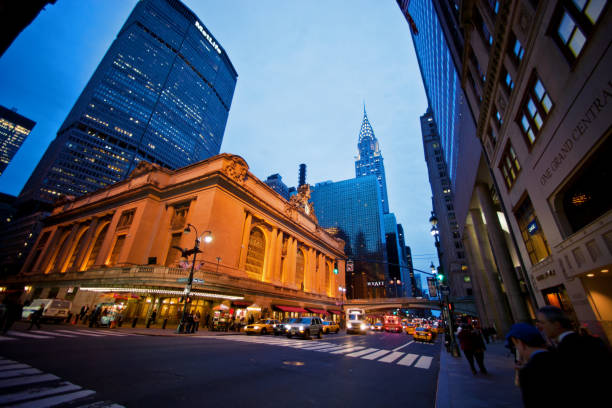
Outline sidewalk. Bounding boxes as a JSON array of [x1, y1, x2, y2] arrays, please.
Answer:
[[436, 341, 523, 408]]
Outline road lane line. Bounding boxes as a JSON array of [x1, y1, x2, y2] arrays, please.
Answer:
[[0, 373, 59, 389], [30, 330, 76, 338], [0, 368, 42, 378], [378, 351, 405, 363], [60, 330, 104, 337], [392, 341, 414, 352], [11, 389, 96, 408], [82, 330, 129, 337], [0, 337, 16, 341], [331, 346, 365, 354], [0, 382, 82, 404], [396, 353, 419, 367], [346, 348, 379, 358], [414, 356, 433, 369], [360, 350, 392, 360], [0, 360, 18, 365], [6, 331, 52, 339], [0, 364, 30, 371]]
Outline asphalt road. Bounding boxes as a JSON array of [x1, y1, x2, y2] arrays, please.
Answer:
[[0, 324, 441, 407]]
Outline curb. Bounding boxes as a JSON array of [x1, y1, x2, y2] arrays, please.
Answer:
[[435, 343, 451, 408]]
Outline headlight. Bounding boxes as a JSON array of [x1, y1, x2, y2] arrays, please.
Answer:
[[347, 323, 352, 328], [299, 326, 304, 331], [285, 325, 291, 329], [254, 326, 259, 330], [273, 324, 276, 328], [360, 324, 367, 330]]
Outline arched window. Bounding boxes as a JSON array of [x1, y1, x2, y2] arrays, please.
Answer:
[[296, 249, 305, 291], [64, 227, 89, 272], [85, 223, 109, 270], [245, 228, 265, 277]]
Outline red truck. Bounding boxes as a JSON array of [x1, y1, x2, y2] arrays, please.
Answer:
[[383, 315, 402, 333]]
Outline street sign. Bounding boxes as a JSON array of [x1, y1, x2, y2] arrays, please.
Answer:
[[346, 260, 354, 272], [193, 278, 204, 284], [177, 278, 204, 284]]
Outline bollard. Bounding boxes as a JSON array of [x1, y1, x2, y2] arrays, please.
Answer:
[[162, 318, 168, 330], [132, 317, 138, 328]]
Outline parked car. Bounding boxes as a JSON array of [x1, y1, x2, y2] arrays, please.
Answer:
[[22, 299, 72, 323], [413, 327, 435, 342], [322, 320, 339, 334], [244, 319, 280, 335], [286, 317, 323, 339], [274, 318, 295, 336]]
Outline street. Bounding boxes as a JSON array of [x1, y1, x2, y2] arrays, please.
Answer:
[[0, 323, 440, 407]]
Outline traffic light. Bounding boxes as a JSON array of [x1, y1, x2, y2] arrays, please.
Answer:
[[437, 273, 444, 281], [333, 261, 338, 275], [393, 310, 397, 315]]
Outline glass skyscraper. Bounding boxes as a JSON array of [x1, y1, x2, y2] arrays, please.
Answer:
[[0, 105, 35, 176], [19, 0, 237, 203], [311, 176, 388, 299], [355, 107, 390, 214], [396, 0, 475, 190]]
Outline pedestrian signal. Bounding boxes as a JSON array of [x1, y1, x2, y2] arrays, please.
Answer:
[[333, 261, 338, 275]]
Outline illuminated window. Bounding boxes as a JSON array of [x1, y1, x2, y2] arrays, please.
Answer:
[[107, 235, 126, 266], [517, 72, 553, 147], [499, 143, 521, 189], [551, 0, 606, 62], [245, 228, 265, 278], [515, 196, 551, 265]]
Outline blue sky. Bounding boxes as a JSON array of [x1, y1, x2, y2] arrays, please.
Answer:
[[0, 1, 438, 277]]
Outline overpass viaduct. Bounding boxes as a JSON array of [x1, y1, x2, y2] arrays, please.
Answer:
[[345, 297, 477, 316]]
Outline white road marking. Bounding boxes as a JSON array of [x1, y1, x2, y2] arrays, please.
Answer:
[[0, 373, 59, 389], [331, 346, 365, 354], [396, 353, 419, 367], [414, 356, 433, 369], [378, 351, 405, 363], [361, 350, 391, 360], [6, 331, 52, 339], [346, 348, 379, 358], [0, 368, 42, 378], [0, 360, 17, 365], [0, 364, 30, 371], [0, 337, 16, 341], [392, 341, 414, 352], [11, 389, 96, 408], [30, 330, 76, 338], [313, 345, 346, 352], [0, 381, 81, 404]]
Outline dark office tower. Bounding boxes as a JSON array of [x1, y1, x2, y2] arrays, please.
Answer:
[[298, 164, 306, 187], [383, 214, 411, 298], [355, 107, 389, 214], [19, 0, 238, 203], [0, 106, 35, 176], [311, 176, 388, 299], [264, 174, 290, 200], [0, 1, 57, 57]]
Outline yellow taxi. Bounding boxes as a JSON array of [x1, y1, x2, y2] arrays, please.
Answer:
[[432, 323, 445, 334], [405, 323, 417, 335], [322, 320, 340, 334], [413, 327, 435, 342], [244, 319, 280, 335]]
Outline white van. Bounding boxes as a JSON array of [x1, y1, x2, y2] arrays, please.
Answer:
[[22, 299, 72, 323]]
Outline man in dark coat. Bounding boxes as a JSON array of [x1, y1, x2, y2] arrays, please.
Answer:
[[457, 324, 487, 374], [506, 323, 563, 407], [536, 306, 611, 405]]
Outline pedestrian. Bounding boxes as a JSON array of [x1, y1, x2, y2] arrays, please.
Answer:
[[205, 313, 210, 329], [89, 306, 101, 328], [28, 305, 44, 330], [185, 312, 194, 333], [457, 324, 487, 375], [506, 323, 563, 407], [148, 309, 157, 327], [482, 327, 491, 344], [489, 326, 497, 342], [193, 311, 200, 333], [536, 306, 611, 405]]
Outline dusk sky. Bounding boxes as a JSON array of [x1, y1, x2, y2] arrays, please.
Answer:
[[0, 1, 438, 277]]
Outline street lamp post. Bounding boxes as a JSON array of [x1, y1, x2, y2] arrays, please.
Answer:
[[176, 224, 212, 334]]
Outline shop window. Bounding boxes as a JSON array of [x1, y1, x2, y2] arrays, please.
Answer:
[[555, 135, 611, 236], [107, 235, 126, 266], [165, 233, 182, 266], [515, 196, 551, 265], [66, 227, 89, 271], [550, 0, 607, 63], [117, 209, 135, 229], [245, 228, 266, 277], [296, 249, 305, 290], [542, 284, 578, 323], [499, 143, 521, 189], [85, 223, 110, 270], [171, 204, 189, 230], [517, 72, 553, 147]]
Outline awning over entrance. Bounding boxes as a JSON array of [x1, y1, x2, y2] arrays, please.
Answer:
[[328, 310, 341, 315], [232, 301, 251, 307], [306, 308, 328, 315], [274, 305, 307, 313]]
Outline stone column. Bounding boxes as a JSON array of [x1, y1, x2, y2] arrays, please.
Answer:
[[469, 209, 513, 334], [274, 231, 284, 283], [94, 210, 121, 266], [71, 218, 99, 272], [287, 237, 297, 289], [56, 224, 81, 272], [37, 227, 65, 273], [475, 183, 530, 323], [238, 212, 252, 270], [463, 224, 491, 328]]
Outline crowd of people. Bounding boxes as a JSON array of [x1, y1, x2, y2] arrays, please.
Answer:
[[454, 306, 611, 407]]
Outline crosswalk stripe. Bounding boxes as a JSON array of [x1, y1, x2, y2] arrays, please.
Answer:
[[378, 351, 405, 363], [331, 346, 365, 355], [300, 344, 337, 350], [346, 348, 379, 358], [314, 345, 346, 352], [72, 330, 106, 337], [6, 331, 52, 339], [0, 373, 59, 389], [0, 360, 18, 365], [30, 330, 76, 338], [0, 364, 30, 372], [397, 353, 419, 367], [0, 381, 82, 404], [11, 389, 96, 408], [392, 341, 414, 352], [0, 336, 16, 342], [360, 350, 391, 360], [414, 356, 433, 369], [55, 330, 101, 337], [0, 368, 42, 378], [78, 330, 127, 337]]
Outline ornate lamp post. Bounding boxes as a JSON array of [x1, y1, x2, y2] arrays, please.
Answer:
[[176, 224, 212, 334]]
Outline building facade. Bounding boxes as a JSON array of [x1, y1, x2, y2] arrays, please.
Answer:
[[264, 174, 290, 200], [311, 176, 388, 299], [383, 214, 412, 297], [458, 0, 611, 342], [7, 154, 345, 323], [0, 105, 35, 176], [19, 0, 237, 204], [355, 108, 390, 214]]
